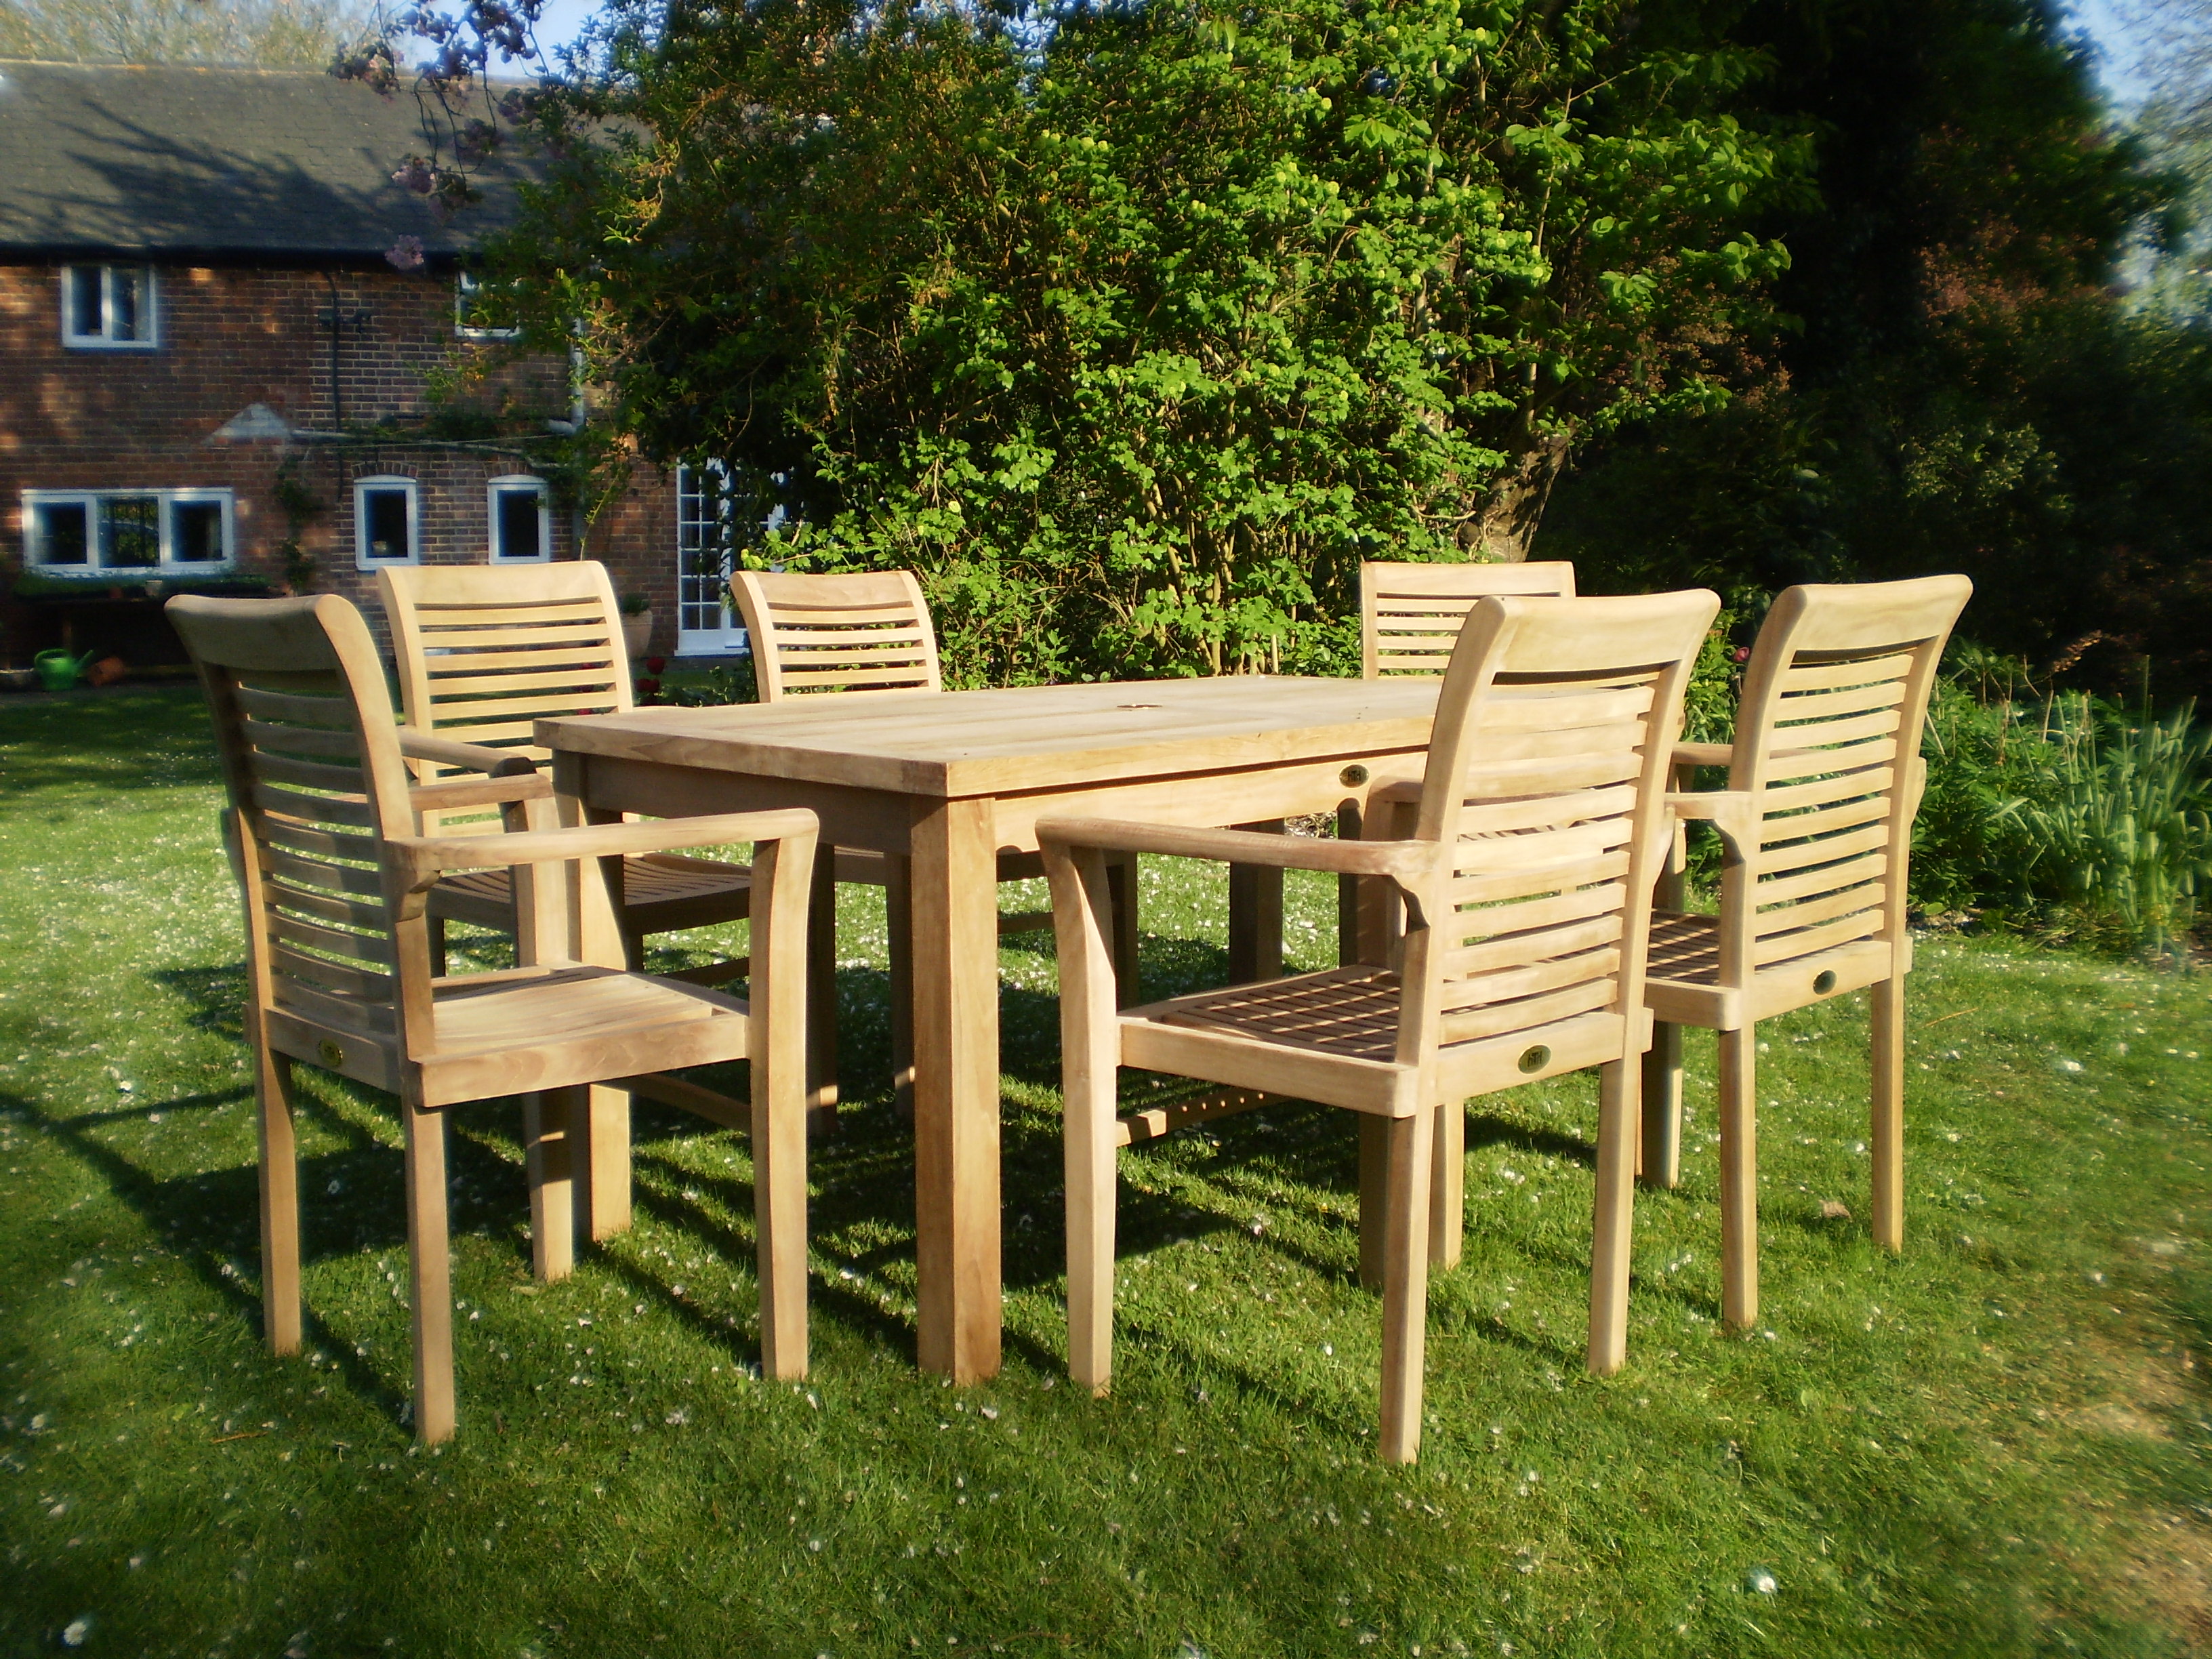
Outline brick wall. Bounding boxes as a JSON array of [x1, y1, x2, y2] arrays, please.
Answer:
[[0, 259, 687, 665]]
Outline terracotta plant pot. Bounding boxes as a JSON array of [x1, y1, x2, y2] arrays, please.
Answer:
[[622, 611, 653, 659]]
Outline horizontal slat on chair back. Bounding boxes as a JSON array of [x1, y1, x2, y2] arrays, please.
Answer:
[[237, 673, 401, 1034], [1433, 676, 1658, 1044], [1733, 577, 1972, 971], [1411, 590, 1715, 1060], [1361, 560, 1577, 679], [381, 565, 629, 834], [732, 570, 943, 703], [1746, 650, 1910, 965], [169, 596, 411, 1040]]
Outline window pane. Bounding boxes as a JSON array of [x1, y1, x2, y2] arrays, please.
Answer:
[[68, 268, 102, 338], [172, 499, 224, 562], [101, 495, 160, 567], [34, 501, 89, 565], [364, 488, 411, 561], [109, 269, 140, 342], [494, 487, 544, 559]]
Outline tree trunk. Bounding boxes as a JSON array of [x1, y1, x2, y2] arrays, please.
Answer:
[[1464, 431, 1570, 562]]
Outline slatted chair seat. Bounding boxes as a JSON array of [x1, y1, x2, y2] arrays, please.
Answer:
[[169, 590, 820, 1446], [1639, 575, 1971, 1335], [1147, 967, 1404, 1059], [1645, 912, 1723, 981], [1040, 588, 1718, 1462]]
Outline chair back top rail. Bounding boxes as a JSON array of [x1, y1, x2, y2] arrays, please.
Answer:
[[731, 569, 943, 703], [1360, 560, 1578, 679], [1721, 575, 1971, 974], [380, 562, 632, 832], [1394, 588, 1717, 1065]]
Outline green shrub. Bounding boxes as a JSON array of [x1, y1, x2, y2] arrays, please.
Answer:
[[2000, 696, 2212, 962], [1912, 656, 2212, 961]]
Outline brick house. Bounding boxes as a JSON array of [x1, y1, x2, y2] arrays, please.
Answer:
[[0, 59, 747, 675]]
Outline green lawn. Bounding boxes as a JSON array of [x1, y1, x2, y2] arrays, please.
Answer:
[[1, 686, 2207, 1658]]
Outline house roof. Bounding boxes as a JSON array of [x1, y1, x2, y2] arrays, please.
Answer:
[[0, 59, 544, 261]]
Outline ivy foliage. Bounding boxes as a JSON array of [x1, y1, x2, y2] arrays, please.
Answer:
[[485, 0, 1808, 682]]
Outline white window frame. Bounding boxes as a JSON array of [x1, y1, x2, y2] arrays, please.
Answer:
[[21, 487, 234, 574], [676, 462, 749, 655], [455, 271, 521, 342], [353, 475, 421, 571], [60, 264, 159, 350], [486, 474, 552, 563]]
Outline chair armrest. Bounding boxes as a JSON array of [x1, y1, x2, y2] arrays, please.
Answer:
[[391, 808, 818, 890], [398, 729, 539, 777], [407, 774, 555, 814], [1665, 788, 1759, 852], [1035, 816, 1434, 890], [1671, 741, 1733, 771]]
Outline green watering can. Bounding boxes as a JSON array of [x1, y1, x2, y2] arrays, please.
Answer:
[[33, 648, 96, 692]]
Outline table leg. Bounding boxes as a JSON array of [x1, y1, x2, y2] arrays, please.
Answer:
[[886, 853, 916, 1116], [1227, 819, 1286, 983], [571, 800, 631, 1243], [909, 796, 1002, 1383], [808, 850, 840, 1133]]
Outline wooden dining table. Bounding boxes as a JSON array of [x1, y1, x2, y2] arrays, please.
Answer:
[[539, 674, 1442, 1383]]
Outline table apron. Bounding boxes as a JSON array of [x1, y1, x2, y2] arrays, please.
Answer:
[[555, 747, 1426, 857], [554, 752, 917, 853], [987, 750, 1423, 852]]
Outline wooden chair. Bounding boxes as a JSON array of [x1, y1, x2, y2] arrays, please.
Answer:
[[731, 569, 1140, 1094], [1638, 575, 1970, 1332], [1328, 560, 1582, 964], [169, 592, 819, 1444], [1039, 588, 1719, 1461], [379, 562, 756, 987], [1360, 559, 1578, 679]]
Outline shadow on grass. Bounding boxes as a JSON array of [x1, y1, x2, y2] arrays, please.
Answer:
[[0, 686, 222, 796]]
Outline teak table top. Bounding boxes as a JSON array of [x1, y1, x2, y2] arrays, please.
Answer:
[[539, 675, 1443, 799]]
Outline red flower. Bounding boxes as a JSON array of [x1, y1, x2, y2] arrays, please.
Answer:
[[646, 656, 668, 675]]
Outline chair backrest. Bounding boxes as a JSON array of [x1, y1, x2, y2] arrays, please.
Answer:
[[380, 561, 630, 831], [1723, 575, 1971, 972], [169, 594, 420, 1054], [1360, 560, 1578, 679], [730, 569, 943, 702], [1397, 589, 1718, 1066]]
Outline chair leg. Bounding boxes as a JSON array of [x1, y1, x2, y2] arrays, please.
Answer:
[[523, 1087, 577, 1282], [1336, 803, 1364, 967], [1586, 1059, 1639, 1375], [571, 1086, 632, 1243], [1064, 1079, 1119, 1397], [427, 915, 449, 979], [1429, 1102, 1463, 1269], [1639, 1020, 1683, 1187], [1870, 975, 1907, 1252], [1106, 856, 1141, 1007], [1227, 820, 1286, 983], [806, 848, 840, 1134], [1718, 1025, 1759, 1330], [1357, 1116, 1389, 1290], [402, 1090, 456, 1445], [1378, 1107, 1434, 1464], [255, 1045, 302, 1356], [886, 854, 916, 1119]]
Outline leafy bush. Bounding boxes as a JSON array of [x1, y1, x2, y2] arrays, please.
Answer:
[[1913, 658, 2212, 961]]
